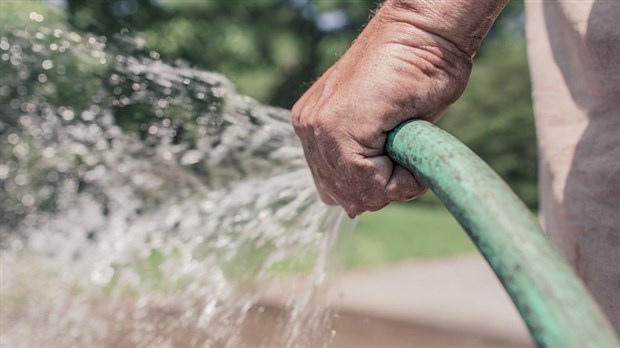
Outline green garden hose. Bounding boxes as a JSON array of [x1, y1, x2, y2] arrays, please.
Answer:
[[385, 120, 619, 348]]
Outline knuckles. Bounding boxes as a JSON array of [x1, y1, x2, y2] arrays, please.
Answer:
[[290, 100, 305, 135]]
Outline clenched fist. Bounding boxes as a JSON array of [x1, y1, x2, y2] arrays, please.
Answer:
[[293, 0, 506, 217]]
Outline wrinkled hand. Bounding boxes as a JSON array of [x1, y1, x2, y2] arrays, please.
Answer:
[[292, 2, 474, 217]]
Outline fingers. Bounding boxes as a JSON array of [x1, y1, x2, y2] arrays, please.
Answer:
[[296, 118, 427, 215], [339, 160, 426, 217], [386, 164, 428, 201], [319, 155, 426, 217], [295, 110, 427, 215]]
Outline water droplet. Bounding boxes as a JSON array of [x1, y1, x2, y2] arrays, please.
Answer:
[[198, 299, 218, 327], [13, 144, 30, 157], [61, 109, 75, 121], [21, 194, 35, 206], [31, 44, 44, 52], [9, 56, 19, 66], [37, 73, 47, 83], [29, 12, 44, 23], [91, 264, 115, 286], [42, 147, 56, 158], [10, 44, 21, 54], [180, 150, 202, 165], [14, 173, 28, 186], [9, 99, 20, 109], [41, 59, 53, 70], [81, 110, 95, 121], [68, 32, 81, 42], [7, 133, 19, 145], [0, 165, 9, 180], [46, 171, 59, 182], [24, 102, 36, 113], [19, 116, 32, 127], [88, 123, 101, 134], [157, 99, 169, 108]]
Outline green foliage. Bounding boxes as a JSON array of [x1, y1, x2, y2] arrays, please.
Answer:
[[63, 0, 380, 108], [0, 0, 66, 30], [66, 0, 162, 35]]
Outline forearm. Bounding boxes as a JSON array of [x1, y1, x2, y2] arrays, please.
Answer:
[[337, 0, 507, 124], [377, 0, 509, 57]]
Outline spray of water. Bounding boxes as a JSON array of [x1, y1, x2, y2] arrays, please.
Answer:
[[0, 14, 353, 348]]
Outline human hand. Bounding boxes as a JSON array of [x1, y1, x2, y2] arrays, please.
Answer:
[[292, 1, 486, 217]]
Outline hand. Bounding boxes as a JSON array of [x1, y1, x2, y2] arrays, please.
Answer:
[[291, 1, 476, 217]]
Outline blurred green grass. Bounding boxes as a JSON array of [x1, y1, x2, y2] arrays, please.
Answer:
[[269, 201, 478, 274], [345, 202, 476, 269]]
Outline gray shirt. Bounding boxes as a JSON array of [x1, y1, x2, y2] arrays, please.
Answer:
[[525, 0, 620, 333]]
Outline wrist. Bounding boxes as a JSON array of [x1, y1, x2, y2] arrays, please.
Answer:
[[378, 0, 508, 57]]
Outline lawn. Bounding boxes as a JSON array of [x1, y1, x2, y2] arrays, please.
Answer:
[[345, 202, 477, 269]]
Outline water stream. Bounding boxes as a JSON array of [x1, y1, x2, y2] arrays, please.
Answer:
[[0, 19, 353, 348]]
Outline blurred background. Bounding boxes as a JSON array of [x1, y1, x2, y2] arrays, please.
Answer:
[[2, 0, 536, 267], [1, 0, 537, 346]]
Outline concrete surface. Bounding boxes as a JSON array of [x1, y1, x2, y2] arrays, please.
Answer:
[[262, 254, 534, 347]]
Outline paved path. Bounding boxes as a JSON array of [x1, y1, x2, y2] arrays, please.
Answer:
[[262, 254, 533, 347]]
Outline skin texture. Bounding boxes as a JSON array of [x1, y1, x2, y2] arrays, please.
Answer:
[[292, 0, 508, 217]]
